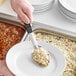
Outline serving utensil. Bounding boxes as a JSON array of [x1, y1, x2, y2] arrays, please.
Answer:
[[24, 24, 39, 49], [24, 24, 50, 67]]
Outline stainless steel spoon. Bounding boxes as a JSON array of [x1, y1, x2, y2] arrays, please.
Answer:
[[24, 24, 39, 49], [24, 24, 50, 67]]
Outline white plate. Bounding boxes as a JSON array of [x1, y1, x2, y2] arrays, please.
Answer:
[[58, 0, 76, 21], [33, 3, 51, 10], [34, 6, 51, 13], [59, 0, 76, 13], [28, 0, 53, 6], [6, 41, 66, 76], [58, 2, 76, 22], [33, 0, 54, 11], [34, 4, 51, 11], [58, 0, 76, 19]]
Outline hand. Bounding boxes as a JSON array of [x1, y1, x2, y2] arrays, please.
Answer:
[[10, 0, 34, 24], [0, 60, 14, 76]]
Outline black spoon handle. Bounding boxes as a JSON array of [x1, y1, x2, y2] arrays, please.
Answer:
[[23, 23, 38, 49], [24, 24, 32, 33]]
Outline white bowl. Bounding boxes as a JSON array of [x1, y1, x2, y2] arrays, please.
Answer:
[[6, 41, 66, 76]]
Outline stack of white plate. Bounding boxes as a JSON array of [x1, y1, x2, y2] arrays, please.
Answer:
[[28, 0, 54, 13], [58, 0, 76, 22]]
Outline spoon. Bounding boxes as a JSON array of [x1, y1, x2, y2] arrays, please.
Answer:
[[24, 24, 50, 67], [24, 24, 39, 49]]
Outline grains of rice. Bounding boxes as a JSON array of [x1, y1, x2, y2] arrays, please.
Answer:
[[35, 32, 76, 76], [32, 47, 50, 67]]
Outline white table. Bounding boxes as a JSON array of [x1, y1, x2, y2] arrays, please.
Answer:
[[0, 0, 76, 34]]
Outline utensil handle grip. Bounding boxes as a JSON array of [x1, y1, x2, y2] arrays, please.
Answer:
[[24, 23, 38, 49], [24, 24, 32, 33]]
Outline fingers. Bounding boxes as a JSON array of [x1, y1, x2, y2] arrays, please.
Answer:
[[22, 5, 34, 23], [16, 8, 30, 24], [10, 0, 16, 11], [22, 7, 32, 23], [10, 0, 33, 24], [17, 15, 24, 25]]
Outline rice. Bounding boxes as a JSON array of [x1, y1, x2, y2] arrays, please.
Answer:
[[32, 47, 50, 67], [35, 32, 76, 76]]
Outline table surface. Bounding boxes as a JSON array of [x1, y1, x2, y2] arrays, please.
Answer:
[[0, 0, 76, 34]]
